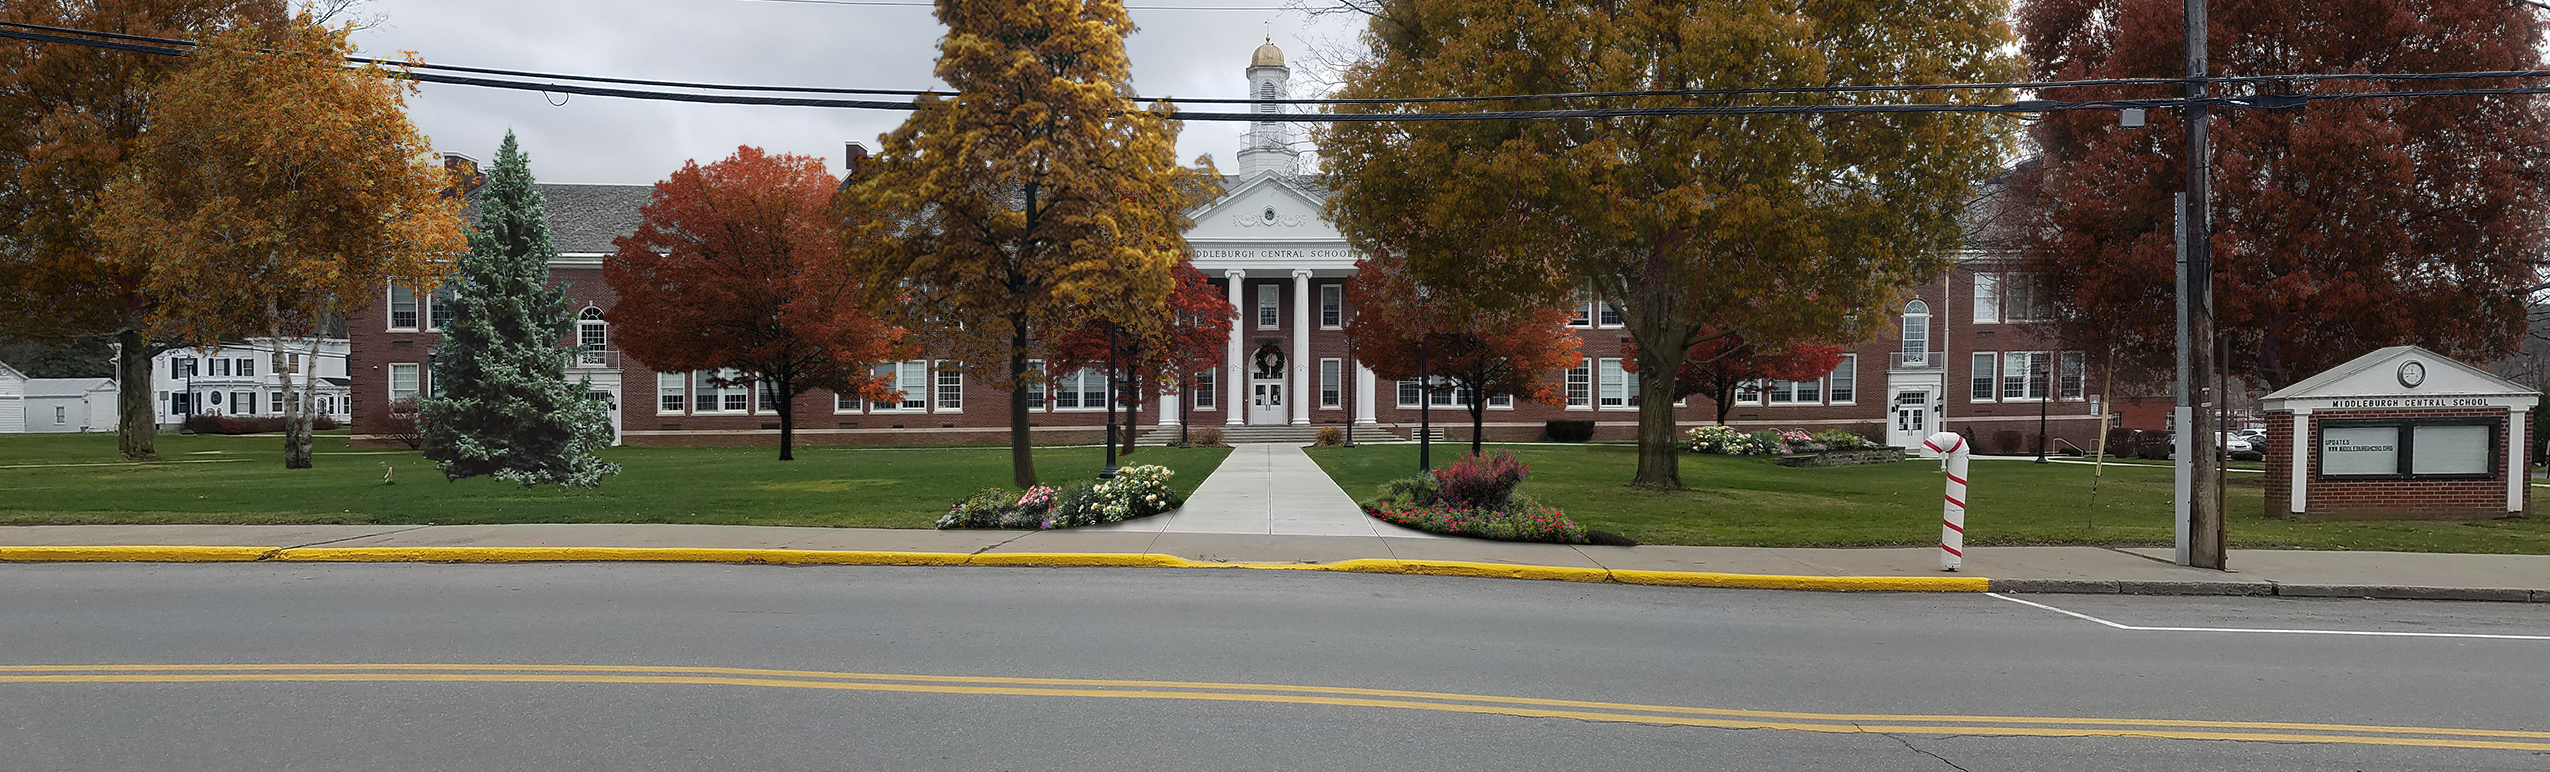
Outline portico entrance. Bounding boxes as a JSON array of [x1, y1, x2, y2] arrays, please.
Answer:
[[1247, 343, 1288, 425], [1888, 388, 1935, 449]]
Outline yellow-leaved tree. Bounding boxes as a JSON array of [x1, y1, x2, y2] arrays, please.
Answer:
[[841, 0, 1218, 487], [1321, 0, 2020, 489], [96, 13, 463, 469]]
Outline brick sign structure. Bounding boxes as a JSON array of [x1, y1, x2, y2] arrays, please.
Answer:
[[2259, 346, 2538, 520]]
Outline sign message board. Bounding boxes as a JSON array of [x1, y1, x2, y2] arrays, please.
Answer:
[[2320, 426, 2400, 477]]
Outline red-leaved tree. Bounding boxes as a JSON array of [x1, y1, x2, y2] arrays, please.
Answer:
[[1344, 252, 1579, 456], [1623, 332, 1845, 426], [607, 146, 906, 460], [2009, 0, 2550, 388], [1047, 262, 1235, 453]]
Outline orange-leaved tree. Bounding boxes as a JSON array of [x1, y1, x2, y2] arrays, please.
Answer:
[[609, 146, 906, 461], [0, 0, 283, 460], [94, 13, 462, 469], [1321, 0, 2017, 488], [1046, 261, 1236, 454], [1344, 251, 1579, 458], [839, 0, 1220, 488]]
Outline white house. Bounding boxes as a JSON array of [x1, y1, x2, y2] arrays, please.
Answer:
[[150, 338, 352, 426], [0, 362, 26, 434], [21, 377, 115, 433]]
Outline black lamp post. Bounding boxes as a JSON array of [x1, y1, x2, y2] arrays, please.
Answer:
[[1418, 330, 1432, 472], [2035, 354, 2052, 463]]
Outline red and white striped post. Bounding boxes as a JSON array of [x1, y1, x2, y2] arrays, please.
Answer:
[[1922, 431, 1970, 571]]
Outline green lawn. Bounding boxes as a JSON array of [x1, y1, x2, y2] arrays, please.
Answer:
[[0, 433, 1228, 528], [1306, 443, 2550, 553]]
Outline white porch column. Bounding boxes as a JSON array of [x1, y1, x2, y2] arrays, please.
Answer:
[[2288, 408, 2311, 515], [1225, 269, 1246, 425], [1158, 394, 1180, 427], [1291, 269, 1313, 425], [2510, 407, 2529, 513], [1354, 363, 1377, 424]]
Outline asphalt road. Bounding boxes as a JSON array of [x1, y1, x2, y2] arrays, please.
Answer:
[[4, 563, 2548, 771]]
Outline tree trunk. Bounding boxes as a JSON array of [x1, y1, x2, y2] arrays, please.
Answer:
[[1631, 342, 1688, 489], [297, 336, 319, 466], [115, 328, 157, 461], [275, 324, 311, 470], [1010, 316, 1037, 488], [1713, 382, 1734, 425], [1469, 398, 1486, 458], [776, 375, 796, 461], [1121, 394, 1139, 457]]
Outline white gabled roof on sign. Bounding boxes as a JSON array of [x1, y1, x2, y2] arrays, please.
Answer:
[[2260, 345, 2538, 409]]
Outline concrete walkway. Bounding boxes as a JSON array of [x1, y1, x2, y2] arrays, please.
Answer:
[[1084, 443, 1442, 539]]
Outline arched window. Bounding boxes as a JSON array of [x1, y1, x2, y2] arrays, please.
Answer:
[[1901, 300, 1930, 366], [578, 307, 608, 366]]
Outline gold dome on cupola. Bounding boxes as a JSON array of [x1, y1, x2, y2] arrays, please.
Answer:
[[1252, 41, 1285, 68]]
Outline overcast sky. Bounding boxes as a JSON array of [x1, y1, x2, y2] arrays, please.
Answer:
[[347, 0, 1363, 185]]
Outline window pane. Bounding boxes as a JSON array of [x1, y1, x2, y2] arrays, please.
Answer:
[[2412, 424, 2491, 475], [902, 362, 929, 409], [2059, 351, 2085, 400], [1319, 285, 1342, 327], [1397, 379, 1419, 408], [1971, 353, 1996, 400], [1598, 301, 1622, 327], [2320, 425, 2400, 476], [1320, 359, 1341, 407], [390, 285, 418, 328], [1257, 284, 1279, 328], [1767, 380, 1794, 404], [237, 358, 255, 377], [1795, 375, 1820, 403], [1565, 361, 1591, 407], [1570, 287, 1593, 326], [1598, 359, 1626, 407], [1902, 300, 1930, 359], [1973, 272, 1999, 322], [2003, 352, 2029, 399], [389, 364, 419, 401], [1025, 360, 1046, 406], [659, 373, 686, 412], [429, 287, 456, 330], [1192, 367, 1214, 409], [936, 364, 963, 410], [1829, 356, 1856, 403]]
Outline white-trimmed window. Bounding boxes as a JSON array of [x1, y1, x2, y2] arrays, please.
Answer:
[[389, 363, 420, 402], [1256, 284, 1279, 329], [389, 284, 420, 329], [759, 380, 782, 412], [577, 308, 608, 365], [835, 390, 862, 412], [1828, 355, 1857, 404], [1971, 352, 1997, 401], [1024, 359, 1046, 407], [236, 358, 255, 377], [173, 357, 197, 378], [693, 369, 747, 412], [428, 286, 456, 331], [1319, 358, 1342, 407], [1902, 300, 1931, 365], [1569, 288, 1594, 327], [1597, 358, 1631, 408], [2002, 352, 2049, 400], [1319, 285, 1343, 328], [1564, 359, 1592, 407], [934, 361, 963, 411], [212, 358, 230, 377], [1191, 366, 1215, 410], [1398, 377, 1502, 408], [2059, 351, 2086, 400], [1054, 367, 1107, 409], [863, 363, 900, 411], [1598, 300, 1623, 327], [1972, 273, 2000, 323], [659, 372, 686, 413], [895, 361, 927, 410]]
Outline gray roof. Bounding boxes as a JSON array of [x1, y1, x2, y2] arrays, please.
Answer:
[[460, 182, 655, 256], [22, 377, 111, 397]]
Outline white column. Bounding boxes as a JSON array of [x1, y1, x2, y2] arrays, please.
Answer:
[[2510, 407, 2529, 513], [2288, 408, 2310, 515], [1291, 270, 1313, 425], [1225, 270, 1246, 425], [1355, 363, 1377, 424]]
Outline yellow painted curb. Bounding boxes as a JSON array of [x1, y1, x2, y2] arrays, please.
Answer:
[[1318, 558, 1613, 584], [0, 545, 276, 563], [1610, 569, 1991, 593], [0, 544, 1991, 593]]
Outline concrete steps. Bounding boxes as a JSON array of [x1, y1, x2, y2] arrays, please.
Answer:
[[1135, 424, 1444, 446]]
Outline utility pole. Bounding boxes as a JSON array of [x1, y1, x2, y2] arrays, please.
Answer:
[[2182, 0, 2226, 569]]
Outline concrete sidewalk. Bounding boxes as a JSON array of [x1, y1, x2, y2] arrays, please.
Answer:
[[1081, 443, 1443, 540], [3, 523, 2545, 600]]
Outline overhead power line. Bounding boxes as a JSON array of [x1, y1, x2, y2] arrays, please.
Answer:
[[6, 20, 2547, 122], [735, 0, 1298, 10]]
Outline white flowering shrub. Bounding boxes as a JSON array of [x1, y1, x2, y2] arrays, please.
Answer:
[[938, 465, 1180, 530]]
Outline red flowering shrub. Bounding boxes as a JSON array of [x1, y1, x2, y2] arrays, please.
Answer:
[[1433, 451, 1527, 509], [1369, 499, 1588, 544]]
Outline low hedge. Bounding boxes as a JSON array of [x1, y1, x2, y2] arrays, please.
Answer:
[[938, 465, 1182, 530], [1543, 420, 1595, 442], [183, 414, 341, 435]]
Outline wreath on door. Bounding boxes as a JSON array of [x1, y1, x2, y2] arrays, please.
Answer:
[[1252, 345, 1285, 379]]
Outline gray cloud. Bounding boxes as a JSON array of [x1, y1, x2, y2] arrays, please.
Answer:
[[352, 0, 1361, 185]]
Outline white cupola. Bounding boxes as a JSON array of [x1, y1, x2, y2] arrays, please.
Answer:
[[1236, 39, 1300, 177]]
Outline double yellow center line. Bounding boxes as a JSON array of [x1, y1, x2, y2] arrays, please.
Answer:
[[4, 663, 2543, 752]]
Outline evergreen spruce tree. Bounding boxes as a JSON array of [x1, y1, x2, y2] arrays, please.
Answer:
[[420, 132, 620, 487]]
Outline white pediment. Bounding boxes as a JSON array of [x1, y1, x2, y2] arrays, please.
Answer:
[[2261, 345, 2539, 410], [1183, 174, 1341, 243]]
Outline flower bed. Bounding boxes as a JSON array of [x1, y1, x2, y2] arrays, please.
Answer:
[[1359, 452, 1592, 544], [1683, 426, 1881, 456], [937, 465, 1181, 530]]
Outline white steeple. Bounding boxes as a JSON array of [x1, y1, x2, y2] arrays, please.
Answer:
[[1236, 38, 1300, 177]]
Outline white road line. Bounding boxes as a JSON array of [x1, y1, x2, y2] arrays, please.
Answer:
[[1985, 592, 2550, 641]]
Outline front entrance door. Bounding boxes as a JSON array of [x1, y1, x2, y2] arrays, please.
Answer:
[[1888, 389, 1930, 448], [589, 388, 622, 446], [1249, 380, 1286, 425]]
